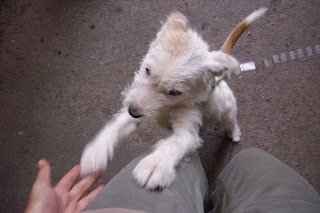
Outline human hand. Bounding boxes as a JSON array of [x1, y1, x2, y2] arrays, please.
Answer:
[[25, 159, 104, 213]]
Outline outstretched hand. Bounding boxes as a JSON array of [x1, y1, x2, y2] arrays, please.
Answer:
[[25, 159, 104, 213]]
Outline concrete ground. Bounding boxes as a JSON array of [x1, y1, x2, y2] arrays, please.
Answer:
[[1, 0, 319, 212]]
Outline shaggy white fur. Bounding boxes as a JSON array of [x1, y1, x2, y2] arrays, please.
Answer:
[[80, 8, 267, 189]]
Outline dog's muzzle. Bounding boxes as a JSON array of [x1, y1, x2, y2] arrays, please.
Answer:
[[128, 105, 144, 118]]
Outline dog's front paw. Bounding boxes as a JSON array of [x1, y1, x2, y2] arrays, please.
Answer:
[[133, 153, 176, 190], [80, 141, 108, 176]]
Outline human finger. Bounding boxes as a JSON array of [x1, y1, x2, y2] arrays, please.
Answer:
[[76, 185, 104, 212], [69, 174, 100, 201], [35, 159, 51, 185], [55, 164, 80, 192]]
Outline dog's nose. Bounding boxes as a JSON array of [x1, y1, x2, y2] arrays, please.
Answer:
[[128, 105, 144, 118]]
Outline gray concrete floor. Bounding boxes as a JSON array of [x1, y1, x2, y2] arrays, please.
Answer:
[[1, 0, 320, 212]]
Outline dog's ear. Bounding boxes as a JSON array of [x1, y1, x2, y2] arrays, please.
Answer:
[[165, 11, 188, 31], [205, 51, 240, 77]]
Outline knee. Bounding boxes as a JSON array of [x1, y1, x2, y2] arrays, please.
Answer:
[[230, 147, 274, 167], [237, 147, 265, 157]]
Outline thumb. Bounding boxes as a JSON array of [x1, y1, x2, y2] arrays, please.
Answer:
[[35, 159, 51, 185]]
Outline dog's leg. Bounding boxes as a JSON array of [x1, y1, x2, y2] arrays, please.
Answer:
[[206, 80, 241, 142], [221, 105, 241, 142], [133, 107, 203, 189], [80, 108, 139, 176]]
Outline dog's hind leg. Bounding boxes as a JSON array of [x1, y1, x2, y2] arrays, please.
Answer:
[[205, 80, 241, 142], [80, 108, 140, 176], [221, 105, 241, 142]]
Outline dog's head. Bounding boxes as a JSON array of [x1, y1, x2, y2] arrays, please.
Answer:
[[123, 12, 239, 119]]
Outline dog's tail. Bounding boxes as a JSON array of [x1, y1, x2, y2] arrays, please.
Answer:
[[220, 7, 268, 54]]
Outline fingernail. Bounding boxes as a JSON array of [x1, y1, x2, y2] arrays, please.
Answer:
[[38, 159, 45, 168], [73, 164, 81, 171]]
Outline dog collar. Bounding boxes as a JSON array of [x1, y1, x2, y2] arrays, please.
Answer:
[[210, 73, 228, 92]]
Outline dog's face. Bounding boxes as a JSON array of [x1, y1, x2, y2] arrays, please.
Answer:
[[123, 12, 239, 119]]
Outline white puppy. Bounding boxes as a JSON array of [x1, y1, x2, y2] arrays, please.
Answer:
[[80, 8, 267, 189]]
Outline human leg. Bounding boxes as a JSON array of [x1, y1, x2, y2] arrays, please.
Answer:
[[212, 148, 320, 213], [83, 153, 208, 213]]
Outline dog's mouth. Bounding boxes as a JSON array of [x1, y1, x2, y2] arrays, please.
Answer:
[[128, 105, 144, 118]]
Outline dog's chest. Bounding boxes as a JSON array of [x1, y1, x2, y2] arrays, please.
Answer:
[[154, 113, 171, 129]]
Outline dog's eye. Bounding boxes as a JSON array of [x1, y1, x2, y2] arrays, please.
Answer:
[[146, 68, 150, 75], [167, 90, 182, 96]]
